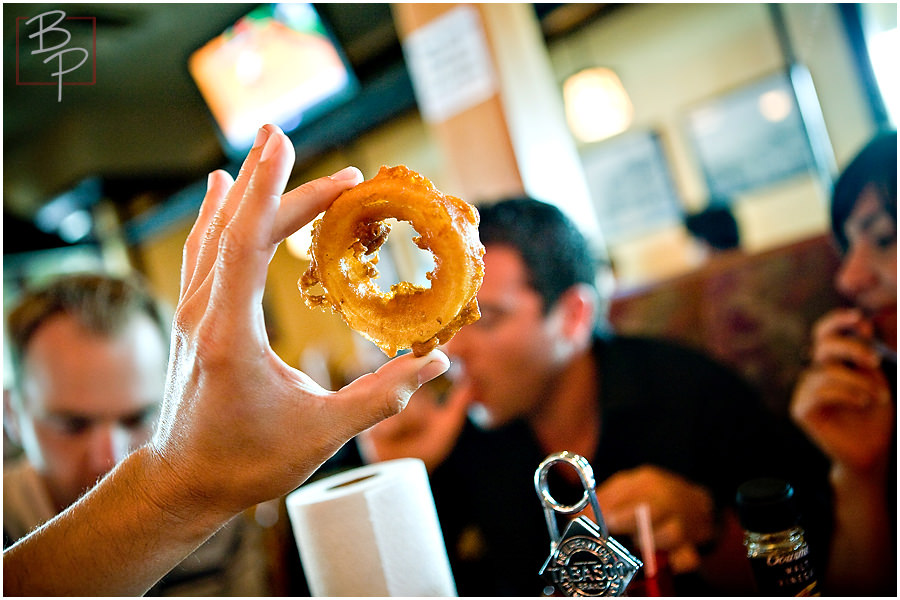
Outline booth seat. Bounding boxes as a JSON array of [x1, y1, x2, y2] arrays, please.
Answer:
[[608, 235, 844, 416]]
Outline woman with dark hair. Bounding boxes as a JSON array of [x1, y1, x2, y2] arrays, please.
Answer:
[[791, 130, 897, 595]]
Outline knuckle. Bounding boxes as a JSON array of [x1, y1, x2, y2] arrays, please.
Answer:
[[193, 319, 229, 368], [183, 230, 200, 256], [217, 223, 248, 265], [205, 210, 227, 242], [172, 305, 194, 334], [293, 176, 345, 205], [297, 177, 331, 197], [345, 373, 409, 429], [377, 390, 406, 421]]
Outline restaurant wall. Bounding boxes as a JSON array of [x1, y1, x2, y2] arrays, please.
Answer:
[[136, 3, 880, 375], [547, 3, 876, 284]]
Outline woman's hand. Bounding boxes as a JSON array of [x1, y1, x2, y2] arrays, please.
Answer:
[[790, 308, 893, 475]]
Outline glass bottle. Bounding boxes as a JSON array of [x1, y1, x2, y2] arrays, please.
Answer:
[[736, 478, 820, 596]]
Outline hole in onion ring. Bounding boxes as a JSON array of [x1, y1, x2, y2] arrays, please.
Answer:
[[369, 218, 436, 294], [298, 164, 484, 357]]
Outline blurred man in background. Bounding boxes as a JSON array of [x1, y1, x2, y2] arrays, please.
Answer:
[[3, 273, 270, 595], [355, 197, 827, 595]]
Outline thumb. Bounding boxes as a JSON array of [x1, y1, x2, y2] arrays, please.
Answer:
[[334, 350, 450, 433], [271, 166, 364, 244]]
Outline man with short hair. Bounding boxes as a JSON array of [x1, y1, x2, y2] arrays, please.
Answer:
[[358, 197, 828, 595], [4, 273, 269, 595]]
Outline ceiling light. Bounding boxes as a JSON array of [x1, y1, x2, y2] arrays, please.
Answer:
[[757, 88, 793, 122], [563, 67, 633, 143]]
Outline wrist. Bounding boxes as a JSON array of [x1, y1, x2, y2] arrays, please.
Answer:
[[829, 459, 887, 493], [135, 445, 237, 541], [1, 445, 240, 596], [829, 461, 888, 520]]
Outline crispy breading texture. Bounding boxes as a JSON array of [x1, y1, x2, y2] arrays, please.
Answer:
[[300, 165, 484, 357]]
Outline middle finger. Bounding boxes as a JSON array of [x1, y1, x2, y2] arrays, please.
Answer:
[[183, 124, 277, 301], [180, 170, 233, 298]]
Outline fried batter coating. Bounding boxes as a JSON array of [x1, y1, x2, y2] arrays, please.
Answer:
[[300, 165, 484, 357]]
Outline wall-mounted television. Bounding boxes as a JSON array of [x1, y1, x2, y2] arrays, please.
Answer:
[[188, 3, 358, 160]]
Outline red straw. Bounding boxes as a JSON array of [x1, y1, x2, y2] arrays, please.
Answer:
[[635, 502, 657, 578]]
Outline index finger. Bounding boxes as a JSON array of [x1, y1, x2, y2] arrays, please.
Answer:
[[813, 308, 869, 343], [270, 166, 363, 245], [208, 130, 296, 325], [183, 125, 276, 302]]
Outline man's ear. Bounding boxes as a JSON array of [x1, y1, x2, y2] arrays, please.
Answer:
[[552, 284, 599, 345], [4, 388, 22, 448]]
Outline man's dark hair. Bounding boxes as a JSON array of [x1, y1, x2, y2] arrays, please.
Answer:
[[685, 204, 740, 250], [7, 273, 170, 390], [476, 197, 598, 312], [830, 129, 897, 253]]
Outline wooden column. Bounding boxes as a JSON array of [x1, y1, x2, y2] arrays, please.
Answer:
[[392, 3, 602, 243]]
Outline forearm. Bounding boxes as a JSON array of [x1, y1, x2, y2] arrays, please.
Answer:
[[3, 445, 234, 596], [824, 463, 893, 595]]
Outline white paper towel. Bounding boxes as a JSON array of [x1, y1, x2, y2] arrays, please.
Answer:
[[286, 457, 457, 597]]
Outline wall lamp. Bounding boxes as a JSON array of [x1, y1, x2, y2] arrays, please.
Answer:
[[563, 67, 633, 143]]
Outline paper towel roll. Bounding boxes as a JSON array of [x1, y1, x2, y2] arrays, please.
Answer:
[[286, 458, 457, 597]]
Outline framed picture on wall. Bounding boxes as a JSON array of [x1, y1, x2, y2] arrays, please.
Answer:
[[684, 69, 819, 200], [580, 129, 683, 244]]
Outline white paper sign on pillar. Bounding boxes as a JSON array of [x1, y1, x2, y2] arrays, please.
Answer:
[[401, 5, 498, 124]]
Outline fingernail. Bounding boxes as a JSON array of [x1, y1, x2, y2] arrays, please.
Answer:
[[252, 126, 270, 149], [207, 172, 215, 190], [329, 166, 363, 182], [417, 351, 450, 386], [260, 132, 281, 162]]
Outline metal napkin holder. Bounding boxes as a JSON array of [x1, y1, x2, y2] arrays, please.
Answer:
[[535, 451, 642, 597]]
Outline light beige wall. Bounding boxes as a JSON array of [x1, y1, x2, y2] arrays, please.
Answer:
[[782, 3, 877, 165], [546, 3, 877, 285], [135, 3, 880, 368], [138, 220, 189, 310], [551, 3, 786, 211]]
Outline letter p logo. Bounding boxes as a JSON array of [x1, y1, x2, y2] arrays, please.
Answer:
[[16, 10, 96, 101]]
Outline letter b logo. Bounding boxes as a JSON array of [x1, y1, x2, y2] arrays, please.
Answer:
[[16, 10, 96, 101]]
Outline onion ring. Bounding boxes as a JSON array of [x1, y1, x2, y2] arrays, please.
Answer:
[[299, 165, 484, 357]]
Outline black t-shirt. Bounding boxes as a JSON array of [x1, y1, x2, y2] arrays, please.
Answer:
[[307, 333, 831, 596], [427, 333, 830, 596]]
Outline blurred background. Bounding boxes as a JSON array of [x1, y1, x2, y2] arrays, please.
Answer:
[[3, 3, 897, 415]]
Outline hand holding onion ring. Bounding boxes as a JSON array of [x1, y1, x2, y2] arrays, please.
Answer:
[[300, 165, 485, 357]]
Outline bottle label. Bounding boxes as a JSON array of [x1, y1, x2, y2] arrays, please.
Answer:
[[749, 543, 819, 596]]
